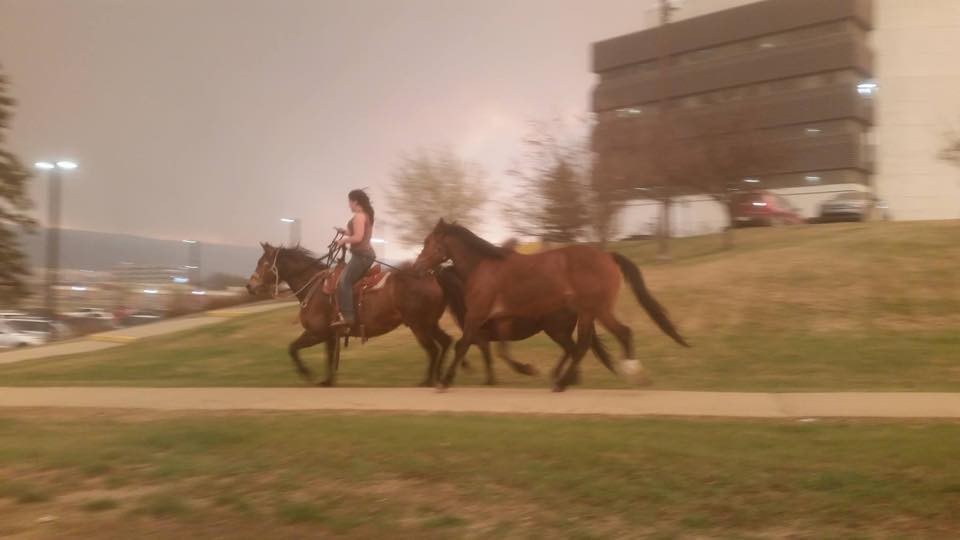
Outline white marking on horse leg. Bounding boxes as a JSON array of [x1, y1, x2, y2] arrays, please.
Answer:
[[619, 359, 650, 385]]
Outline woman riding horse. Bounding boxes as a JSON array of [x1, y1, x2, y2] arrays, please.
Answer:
[[331, 189, 377, 329]]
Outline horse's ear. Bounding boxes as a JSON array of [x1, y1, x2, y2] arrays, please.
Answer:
[[260, 242, 267, 251]]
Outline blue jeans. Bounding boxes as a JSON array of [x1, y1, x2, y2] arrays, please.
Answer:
[[337, 252, 375, 322]]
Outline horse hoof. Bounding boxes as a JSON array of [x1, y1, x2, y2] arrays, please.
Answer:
[[435, 385, 450, 393], [552, 384, 567, 393], [317, 380, 334, 387]]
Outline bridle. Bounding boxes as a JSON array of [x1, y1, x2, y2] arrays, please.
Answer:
[[267, 247, 282, 298], [258, 229, 345, 306]]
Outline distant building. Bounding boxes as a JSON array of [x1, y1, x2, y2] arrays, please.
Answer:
[[112, 264, 189, 286], [591, 0, 960, 236]]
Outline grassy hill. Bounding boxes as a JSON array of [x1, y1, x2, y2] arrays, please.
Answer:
[[1, 220, 958, 390]]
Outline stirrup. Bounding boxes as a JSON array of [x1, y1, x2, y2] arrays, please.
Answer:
[[329, 315, 352, 329]]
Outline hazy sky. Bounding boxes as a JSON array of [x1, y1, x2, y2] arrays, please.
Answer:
[[1, 0, 649, 256]]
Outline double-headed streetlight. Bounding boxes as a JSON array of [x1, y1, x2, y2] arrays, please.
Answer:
[[280, 218, 301, 246], [34, 160, 77, 319], [182, 239, 201, 283]]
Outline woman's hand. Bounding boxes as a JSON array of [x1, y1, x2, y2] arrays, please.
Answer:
[[336, 238, 348, 247]]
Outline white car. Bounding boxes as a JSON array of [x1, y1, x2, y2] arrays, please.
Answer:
[[0, 320, 52, 348], [64, 307, 113, 320]]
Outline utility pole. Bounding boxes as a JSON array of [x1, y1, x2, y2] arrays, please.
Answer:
[[655, 0, 679, 261]]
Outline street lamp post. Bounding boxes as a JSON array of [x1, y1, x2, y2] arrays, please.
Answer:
[[280, 218, 300, 246], [182, 239, 201, 284], [34, 160, 77, 320]]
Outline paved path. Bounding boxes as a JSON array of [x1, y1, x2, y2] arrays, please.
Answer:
[[3, 387, 960, 418], [0, 300, 295, 365]]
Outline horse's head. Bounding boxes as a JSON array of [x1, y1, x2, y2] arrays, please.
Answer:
[[413, 219, 451, 272], [247, 242, 281, 296]]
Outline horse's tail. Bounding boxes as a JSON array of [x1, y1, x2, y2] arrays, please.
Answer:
[[610, 252, 690, 347], [435, 266, 467, 328]]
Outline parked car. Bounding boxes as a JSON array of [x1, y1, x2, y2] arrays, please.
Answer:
[[63, 307, 114, 320], [119, 310, 164, 327], [0, 319, 59, 348], [731, 191, 805, 227], [818, 191, 890, 222]]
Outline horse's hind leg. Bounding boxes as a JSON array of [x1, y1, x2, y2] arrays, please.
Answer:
[[289, 331, 323, 384], [597, 310, 648, 384]]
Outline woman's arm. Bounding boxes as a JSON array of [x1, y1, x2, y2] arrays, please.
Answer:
[[338, 213, 367, 246]]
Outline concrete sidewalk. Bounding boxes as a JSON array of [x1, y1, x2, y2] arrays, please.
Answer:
[[0, 300, 295, 365], [3, 387, 960, 418]]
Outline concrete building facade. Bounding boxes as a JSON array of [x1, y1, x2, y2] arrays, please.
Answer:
[[595, 0, 960, 237]]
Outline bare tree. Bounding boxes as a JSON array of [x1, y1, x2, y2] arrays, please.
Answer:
[[679, 106, 788, 248], [592, 110, 686, 253], [0, 67, 35, 305], [593, 102, 791, 251], [504, 119, 591, 243], [387, 147, 488, 246]]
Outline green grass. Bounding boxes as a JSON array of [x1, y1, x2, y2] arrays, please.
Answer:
[[0, 480, 54, 504], [82, 497, 120, 512], [0, 220, 958, 391], [135, 491, 193, 518], [0, 410, 959, 538]]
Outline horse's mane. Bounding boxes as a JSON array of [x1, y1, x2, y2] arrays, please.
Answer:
[[279, 245, 327, 269], [439, 222, 508, 259]]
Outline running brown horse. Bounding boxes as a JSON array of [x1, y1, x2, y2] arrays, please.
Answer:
[[247, 243, 451, 386], [413, 220, 689, 391], [435, 265, 615, 385]]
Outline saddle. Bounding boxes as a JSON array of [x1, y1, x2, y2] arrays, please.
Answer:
[[322, 262, 390, 338], [322, 263, 388, 296]]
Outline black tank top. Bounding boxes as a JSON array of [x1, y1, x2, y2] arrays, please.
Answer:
[[347, 212, 375, 256]]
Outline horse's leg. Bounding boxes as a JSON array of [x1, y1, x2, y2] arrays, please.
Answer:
[[478, 340, 496, 385], [494, 339, 538, 376], [590, 332, 617, 375], [543, 324, 579, 385], [288, 331, 323, 384], [318, 333, 339, 387], [489, 319, 537, 376], [555, 314, 595, 392], [411, 325, 441, 387], [598, 310, 648, 384], [432, 325, 453, 384], [440, 316, 483, 390]]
